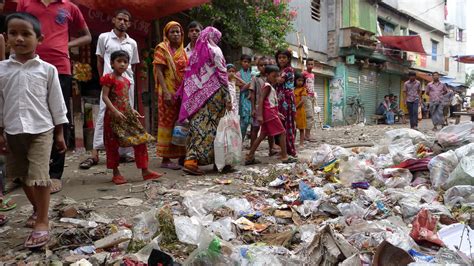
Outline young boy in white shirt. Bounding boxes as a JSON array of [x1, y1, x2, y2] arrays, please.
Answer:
[[0, 13, 68, 248]]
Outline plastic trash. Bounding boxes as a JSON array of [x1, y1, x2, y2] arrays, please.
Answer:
[[339, 157, 379, 186], [438, 223, 474, 258], [381, 168, 413, 188], [311, 144, 335, 168], [184, 234, 236, 265], [351, 181, 370, 189], [225, 198, 253, 215], [73, 246, 96, 255], [94, 229, 133, 249], [337, 202, 365, 218], [436, 122, 473, 148], [174, 216, 204, 245], [232, 217, 268, 233], [385, 128, 428, 144], [130, 208, 158, 250], [408, 249, 435, 262], [444, 155, 474, 189], [59, 218, 98, 228], [300, 224, 317, 243], [443, 185, 474, 207], [268, 175, 288, 187], [409, 208, 444, 247], [183, 191, 227, 217], [373, 241, 415, 266], [214, 112, 242, 171], [71, 259, 93, 266], [373, 154, 394, 169], [428, 150, 459, 189], [389, 139, 416, 164], [299, 181, 318, 201], [209, 217, 236, 241], [171, 122, 189, 147]]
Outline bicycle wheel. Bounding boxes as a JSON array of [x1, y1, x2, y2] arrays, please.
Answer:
[[345, 105, 357, 125]]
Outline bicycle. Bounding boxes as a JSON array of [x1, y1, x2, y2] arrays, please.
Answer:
[[345, 96, 365, 125]]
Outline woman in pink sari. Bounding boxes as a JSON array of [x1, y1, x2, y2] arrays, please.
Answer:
[[176, 27, 231, 175]]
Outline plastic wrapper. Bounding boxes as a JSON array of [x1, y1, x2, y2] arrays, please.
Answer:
[[183, 191, 227, 217], [299, 224, 317, 243], [174, 216, 205, 245], [209, 217, 236, 241], [443, 185, 474, 207], [214, 112, 242, 171], [385, 128, 428, 144], [225, 198, 253, 215], [339, 157, 379, 186], [231, 245, 302, 266], [94, 229, 132, 249], [299, 181, 318, 201], [337, 202, 365, 218], [311, 144, 335, 168], [436, 122, 473, 148], [444, 155, 474, 189], [388, 139, 416, 164], [428, 150, 459, 189], [373, 154, 394, 169], [438, 223, 474, 258], [454, 143, 474, 160], [381, 168, 413, 188], [409, 208, 444, 246], [184, 234, 236, 266]]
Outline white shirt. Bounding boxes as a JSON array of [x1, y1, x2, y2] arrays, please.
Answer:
[[96, 30, 140, 82], [185, 43, 193, 59], [0, 55, 69, 135]]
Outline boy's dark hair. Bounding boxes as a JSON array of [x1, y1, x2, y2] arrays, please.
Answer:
[[432, 71, 440, 76], [294, 71, 306, 87], [5, 12, 42, 37], [408, 71, 416, 77], [187, 21, 203, 31], [306, 58, 315, 62], [240, 54, 252, 62], [384, 95, 389, 98], [115, 9, 132, 20], [257, 56, 269, 64], [110, 50, 130, 63], [264, 65, 280, 75]]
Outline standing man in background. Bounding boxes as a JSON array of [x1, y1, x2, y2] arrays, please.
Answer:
[[403, 71, 421, 130], [426, 72, 447, 131], [17, 0, 92, 193]]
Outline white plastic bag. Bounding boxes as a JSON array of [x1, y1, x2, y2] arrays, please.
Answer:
[[436, 122, 473, 148], [444, 155, 474, 189], [214, 112, 242, 171], [385, 128, 427, 144], [311, 144, 335, 168], [428, 150, 459, 189], [388, 139, 415, 164], [454, 143, 474, 160], [444, 185, 474, 208]]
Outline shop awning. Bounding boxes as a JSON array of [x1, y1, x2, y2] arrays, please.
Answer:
[[453, 55, 474, 64], [73, 0, 210, 20], [377, 36, 426, 54]]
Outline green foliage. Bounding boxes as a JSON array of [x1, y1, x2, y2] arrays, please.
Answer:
[[466, 70, 474, 88], [190, 0, 295, 54]]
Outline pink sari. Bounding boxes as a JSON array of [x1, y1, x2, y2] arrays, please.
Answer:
[[176, 27, 228, 122]]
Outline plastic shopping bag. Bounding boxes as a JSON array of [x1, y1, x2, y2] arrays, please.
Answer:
[[214, 112, 242, 172]]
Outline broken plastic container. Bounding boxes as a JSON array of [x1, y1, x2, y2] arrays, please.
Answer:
[[438, 223, 474, 258]]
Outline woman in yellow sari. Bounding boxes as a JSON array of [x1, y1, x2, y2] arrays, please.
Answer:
[[153, 21, 187, 169]]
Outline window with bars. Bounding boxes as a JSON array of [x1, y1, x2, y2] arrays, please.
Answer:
[[311, 0, 321, 21]]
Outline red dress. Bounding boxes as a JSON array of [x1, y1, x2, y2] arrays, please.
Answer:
[[101, 74, 153, 169]]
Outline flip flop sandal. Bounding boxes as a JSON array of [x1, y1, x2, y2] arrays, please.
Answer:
[[0, 214, 8, 226], [50, 179, 62, 194], [0, 196, 17, 211], [112, 175, 128, 185], [24, 230, 50, 248], [160, 162, 181, 170], [143, 172, 163, 181], [79, 158, 98, 169], [25, 213, 37, 228], [282, 157, 298, 164], [183, 165, 204, 176], [245, 158, 261, 165]]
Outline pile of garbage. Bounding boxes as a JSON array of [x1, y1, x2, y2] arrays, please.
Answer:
[[1, 123, 473, 265]]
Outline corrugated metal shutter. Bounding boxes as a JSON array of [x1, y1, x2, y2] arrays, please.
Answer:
[[346, 66, 360, 99], [378, 73, 391, 104], [314, 77, 325, 121], [359, 69, 378, 122]]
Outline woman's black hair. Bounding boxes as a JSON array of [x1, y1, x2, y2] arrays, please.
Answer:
[[240, 54, 252, 62], [187, 21, 203, 31], [275, 49, 292, 68], [5, 12, 41, 37], [294, 71, 306, 87], [110, 50, 130, 63], [264, 65, 280, 75]]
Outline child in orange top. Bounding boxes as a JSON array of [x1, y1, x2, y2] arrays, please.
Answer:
[[102, 50, 162, 185], [294, 71, 307, 147]]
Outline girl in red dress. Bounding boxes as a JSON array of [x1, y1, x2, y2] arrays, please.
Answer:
[[102, 50, 162, 185]]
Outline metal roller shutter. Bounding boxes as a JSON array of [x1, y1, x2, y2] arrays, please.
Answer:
[[314, 77, 326, 121], [346, 66, 378, 123]]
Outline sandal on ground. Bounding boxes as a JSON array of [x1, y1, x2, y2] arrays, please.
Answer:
[[183, 165, 204, 176], [50, 179, 62, 194], [79, 157, 98, 170], [160, 162, 181, 170], [24, 230, 50, 248], [25, 213, 37, 228], [282, 157, 298, 164], [245, 157, 261, 165], [0, 196, 17, 212], [112, 175, 128, 185], [143, 172, 163, 181], [0, 214, 8, 226]]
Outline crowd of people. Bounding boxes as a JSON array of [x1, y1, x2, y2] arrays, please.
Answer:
[[0, 1, 321, 248]]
